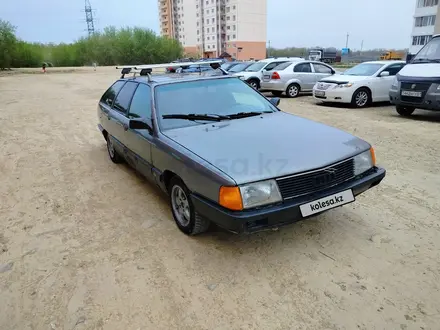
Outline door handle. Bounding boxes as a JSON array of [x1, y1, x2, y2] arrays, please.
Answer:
[[116, 121, 129, 131]]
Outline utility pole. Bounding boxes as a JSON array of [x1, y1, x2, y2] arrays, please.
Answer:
[[360, 40, 364, 52], [268, 40, 271, 57], [345, 33, 349, 49]]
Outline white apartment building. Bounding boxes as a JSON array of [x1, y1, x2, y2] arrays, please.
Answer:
[[410, 0, 440, 54], [158, 0, 267, 59]]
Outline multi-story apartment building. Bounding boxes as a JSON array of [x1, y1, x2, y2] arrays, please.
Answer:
[[158, 0, 267, 60], [410, 0, 440, 54]]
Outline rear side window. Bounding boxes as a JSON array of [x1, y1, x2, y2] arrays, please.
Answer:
[[294, 63, 312, 73], [128, 84, 152, 123], [100, 81, 125, 107], [113, 81, 139, 114]]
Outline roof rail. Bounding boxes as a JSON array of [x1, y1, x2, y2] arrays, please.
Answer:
[[116, 60, 227, 80]]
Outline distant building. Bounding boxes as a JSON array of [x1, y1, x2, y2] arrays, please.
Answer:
[[410, 0, 440, 54], [158, 0, 267, 60]]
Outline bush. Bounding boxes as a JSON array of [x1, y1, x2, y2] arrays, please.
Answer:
[[0, 19, 183, 68]]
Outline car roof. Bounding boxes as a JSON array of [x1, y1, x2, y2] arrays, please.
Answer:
[[119, 72, 237, 86]]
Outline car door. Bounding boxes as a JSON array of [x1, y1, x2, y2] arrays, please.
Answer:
[[107, 81, 139, 158], [293, 62, 315, 91], [124, 83, 155, 181], [374, 63, 405, 101], [98, 80, 126, 136], [312, 63, 335, 84]]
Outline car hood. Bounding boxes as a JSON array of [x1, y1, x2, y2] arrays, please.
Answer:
[[320, 74, 369, 83], [162, 112, 370, 185]]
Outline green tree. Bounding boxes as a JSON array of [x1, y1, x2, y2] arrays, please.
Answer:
[[0, 20, 17, 69]]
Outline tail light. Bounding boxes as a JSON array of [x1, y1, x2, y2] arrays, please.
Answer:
[[271, 72, 280, 80]]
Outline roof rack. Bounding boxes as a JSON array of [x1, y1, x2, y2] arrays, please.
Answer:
[[116, 60, 227, 80]]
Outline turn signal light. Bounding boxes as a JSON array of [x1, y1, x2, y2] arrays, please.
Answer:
[[271, 72, 280, 80], [370, 147, 376, 166], [219, 186, 243, 211]]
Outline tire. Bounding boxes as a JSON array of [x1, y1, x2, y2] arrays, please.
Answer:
[[286, 83, 300, 98], [396, 106, 415, 117], [271, 91, 283, 96], [106, 134, 124, 164], [168, 177, 210, 235], [351, 88, 371, 108], [247, 79, 260, 90]]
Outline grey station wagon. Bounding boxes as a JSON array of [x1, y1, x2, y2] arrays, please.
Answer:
[[97, 63, 386, 235]]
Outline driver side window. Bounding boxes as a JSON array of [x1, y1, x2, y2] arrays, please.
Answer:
[[383, 64, 405, 76]]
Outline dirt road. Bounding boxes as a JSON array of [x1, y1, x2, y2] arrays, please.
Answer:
[[1, 68, 439, 330]]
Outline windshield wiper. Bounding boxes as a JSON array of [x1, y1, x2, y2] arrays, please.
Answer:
[[412, 58, 440, 63], [226, 111, 273, 119], [162, 113, 230, 121]]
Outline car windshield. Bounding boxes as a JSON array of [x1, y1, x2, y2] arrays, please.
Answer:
[[244, 62, 266, 72], [343, 63, 383, 76], [309, 51, 320, 55], [228, 63, 250, 72], [155, 78, 278, 130], [412, 37, 440, 63]]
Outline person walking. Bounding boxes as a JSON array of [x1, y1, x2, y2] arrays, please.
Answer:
[[42, 63, 46, 73]]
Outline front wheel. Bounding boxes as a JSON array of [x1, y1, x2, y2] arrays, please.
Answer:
[[286, 83, 300, 98], [169, 177, 210, 235], [396, 106, 415, 117], [351, 88, 371, 108]]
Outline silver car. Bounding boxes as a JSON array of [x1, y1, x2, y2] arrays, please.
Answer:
[[98, 63, 385, 236], [261, 61, 336, 98]]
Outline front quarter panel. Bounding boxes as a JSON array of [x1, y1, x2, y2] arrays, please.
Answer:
[[152, 132, 236, 203]]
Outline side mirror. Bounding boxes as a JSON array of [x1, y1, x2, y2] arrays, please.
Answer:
[[129, 118, 152, 132], [269, 97, 281, 107], [380, 71, 390, 77], [331, 70, 336, 74]]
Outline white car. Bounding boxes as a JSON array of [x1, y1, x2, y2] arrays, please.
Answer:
[[234, 57, 304, 89], [313, 60, 406, 108]]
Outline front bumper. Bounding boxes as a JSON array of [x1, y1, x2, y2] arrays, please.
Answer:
[[390, 87, 440, 111], [313, 88, 353, 103], [260, 80, 285, 91], [191, 167, 386, 234]]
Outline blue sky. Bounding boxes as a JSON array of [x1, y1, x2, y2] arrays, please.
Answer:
[[2, 0, 415, 49]]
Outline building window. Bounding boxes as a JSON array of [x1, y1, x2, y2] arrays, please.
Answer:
[[206, 19, 209, 24], [232, 34, 236, 39], [233, 5, 236, 9], [417, 0, 439, 7], [227, 16, 230, 20], [233, 25, 236, 31], [197, 30, 199, 35], [227, 25, 230, 30], [412, 35, 432, 45], [207, 36, 210, 40], [233, 15, 236, 20], [227, 35, 230, 40], [208, 45, 210, 49], [415, 15, 436, 26], [212, 18, 215, 23], [207, 27, 210, 32], [226, 6, 230, 12], [212, 9, 214, 13]]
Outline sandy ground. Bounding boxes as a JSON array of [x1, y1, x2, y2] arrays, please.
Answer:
[[1, 67, 440, 330]]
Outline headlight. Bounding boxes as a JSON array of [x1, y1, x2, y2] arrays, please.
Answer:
[[353, 148, 376, 176], [337, 83, 354, 88], [239, 179, 282, 209], [391, 77, 398, 89]]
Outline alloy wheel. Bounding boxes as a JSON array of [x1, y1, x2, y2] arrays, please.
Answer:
[[171, 185, 191, 227], [355, 91, 369, 107]]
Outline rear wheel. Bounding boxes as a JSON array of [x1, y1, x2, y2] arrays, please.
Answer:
[[106, 135, 124, 164], [169, 177, 210, 235], [271, 91, 283, 97], [247, 79, 260, 90], [286, 83, 300, 98], [351, 88, 371, 108], [396, 106, 415, 117]]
